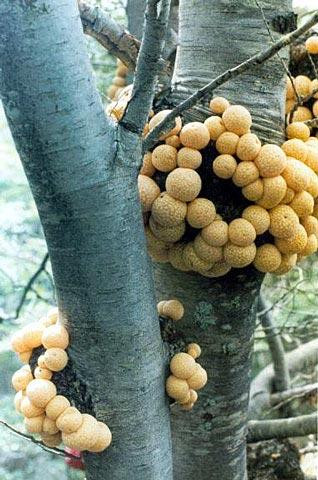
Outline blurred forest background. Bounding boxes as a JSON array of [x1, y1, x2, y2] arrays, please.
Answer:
[[0, 0, 317, 479]]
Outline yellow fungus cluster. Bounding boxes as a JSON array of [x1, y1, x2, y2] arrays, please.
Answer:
[[285, 73, 318, 126], [107, 58, 129, 101], [166, 347, 207, 411], [11, 308, 112, 453]]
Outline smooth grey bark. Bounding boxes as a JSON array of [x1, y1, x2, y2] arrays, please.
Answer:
[[154, 1, 292, 480], [0, 1, 172, 479], [249, 339, 318, 419], [259, 295, 291, 393], [127, 0, 146, 39]]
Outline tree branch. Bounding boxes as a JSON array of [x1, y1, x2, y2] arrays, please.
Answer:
[[259, 294, 291, 393], [0, 419, 78, 459], [247, 413, 317, 442], [121, 0, 171, 134], [270, 383, 318, 406], [143, 9, 318, 151], [0, 253, 49, 323], [79, 0, 140, 71]]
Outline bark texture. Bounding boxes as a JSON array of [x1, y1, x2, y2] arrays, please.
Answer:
[[0, 1, 172, 479], [154, 1, 293, 479]]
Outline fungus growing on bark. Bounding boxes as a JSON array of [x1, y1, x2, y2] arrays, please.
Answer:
[[24, 414, 45, 434], [140, 152, 155, 177], [209, 96, 230, 115], [269, 205, 299, 239], [88, 422, 112, 452], [41, 432, 62, 448], [177, 147, 202, 169], [149, 216, 186, 242], [138, 175, 160, 212], [223, 242, 257, 268], [161, 299, 185, 321], [151, 192, 187, 227], [56, 407, 83, 434], [166, 168, 202, 202], [286, 122, 310, 141], [212, 154, 237, 179], [222, 105, 252, 136], [193, 235, 223, 263], [179, 122, 210, 150], [275, 224, 308, 254], [282, 139, 308, 163], [232, 161, 260, 187], [290, 191, 314, 218], [186, 198, 216, 228], [166, 375, 190, 401], [45, 395, 71, 420], [186, 364, 208, 391], [228, 218, 256, 247], [305, 36, 318, 54], [294, 75, 312, 97], [34, 367, 53, 380], [242, 206, 270, 235], [255, 144, 287, 177], [42, 324, 69, 350], [201, 220, 229, 247], [170, 353, 197, 380], [204, 116, 226, 140], [152, 144, 178, 172], [26, 379, 57, 408], [186, 343, 201, 359], [148, 110, 182, 140], [43, 416, 59, 435], [43, 348, 68, 372], [12, 367, 33, 391], [215, 131, 239, 155], [62, 414, 99, 451], [20, 396, 44, 418], [236, 133, 261, 161], [253, 244, 282, 273]]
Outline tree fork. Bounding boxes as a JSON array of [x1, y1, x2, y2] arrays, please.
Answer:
[[0, 1, 173, 479]]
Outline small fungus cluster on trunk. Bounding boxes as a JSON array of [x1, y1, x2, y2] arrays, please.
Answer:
[[10, 308, 112, 453]]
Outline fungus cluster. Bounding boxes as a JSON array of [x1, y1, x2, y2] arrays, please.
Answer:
[[10, 308, 112, 453], [157, 299, 207, 410], [133, 98, 318, 277], [107, 58, 129, 101], [285, 73, 318, 126], [166, 347, 207, 411]]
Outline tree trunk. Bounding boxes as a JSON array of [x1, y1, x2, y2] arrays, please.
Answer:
[[0, 2, 172, 479], [154, 1, 293, 479]]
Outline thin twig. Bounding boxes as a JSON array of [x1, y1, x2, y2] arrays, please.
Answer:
[[0, 253, 49, 323], [306, 51, 318, 80], [255, 0, 299, 102], [247, 413, 317, 442], [121, 0, 172, 134], [0, 419, 78, 459], [305, 117, 318, 128], [269, 383, 318, 410], [143, 10, 318, 151]]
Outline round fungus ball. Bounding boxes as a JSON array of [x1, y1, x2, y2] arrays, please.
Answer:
[[186, 198, 216, 228], [301, 215, 318, 236], [151, 192, 187, 227], [56, 406, 83, 434], [21, 323, 45, 350], [222, 105, 252, 136], [253, 244, 282, 273], [170, 353, 197, 380], [304, 147, 318, 173], [151, 144, 177, 172], [41, 432, 62, 448], [187, 364, 208, 391], [148, 110, 182, 140], [26, 379, 57, 408], [294, 75, 312, 97], [286, 122, 310, 141], [290, 191, 314, 218], [43, 416, 59, 435], [302, 234, 318, 256], [44, 348, 68, 372], [24, 414, 45, 434], [149, 216, 185, 242], [274, 253, 297, 275], [138, 175, 160, 212], [88, 422, 112, 452], [289, 106, 312, 122], [213, 154, 237, 179], [140, 152, 155, 177], [281, 139, 308, 163], [236, 133, 261, 161], [12, 367, 33, 391], [286, 76, 295, 100], [37, 355, 47, 369], [186, 343, 201, 359], [42, 323, 69, 350], [193, 235, 223, 263], [166, 135, 181, 148], [204, 116, 226, 140], [209, 96, 230, 114], [34, 367, 53, 380], [183, 243, 212, 272], [177, 147, 202, 169], [168, 243, 190, 272], [257, 176, 287, 209], [201, 261, 232, 278], [269, 205, 299, 239], [45, 395, 70, 420], [232, 161, 259, 187], [216, 132, 239, 155], [20, 396, 44, 418], [282, 158, 309, 192], [305, 36, 318, 55], [281, 187, 295, 204], [62, 414, 98, 451], [242, 206, 270, 235], [41, 308, 59, 327], [166, 168, 202, 202], [228, 218, 256, 246], [166, 375, 190, 401], [255, 144, 287, 178], [223, 242, 256, 268], [201, 220, 229, 247], [275, 224, 308, 254], [14, 390, 25, 413], [242, 179, 264, 202], [179, 122, 210, 150], [162, 299, 184, 321], [18, 350, 32, 364]]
